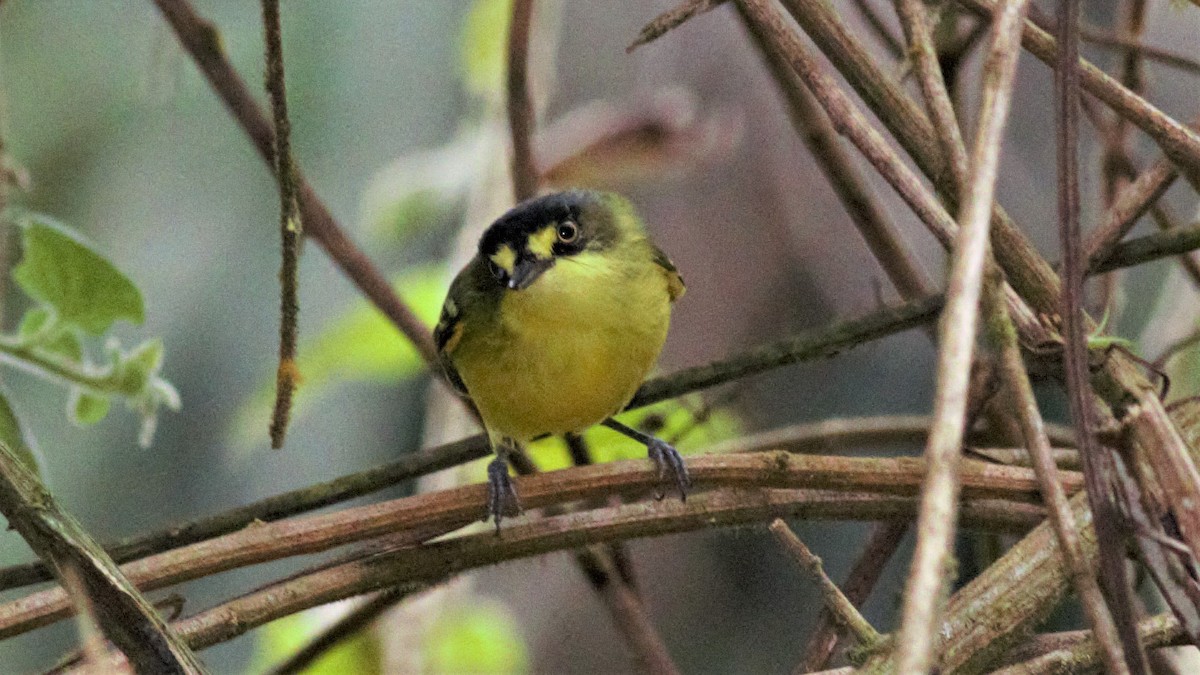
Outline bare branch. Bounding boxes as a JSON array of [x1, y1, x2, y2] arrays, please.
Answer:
[[506, 0, 538, 202]]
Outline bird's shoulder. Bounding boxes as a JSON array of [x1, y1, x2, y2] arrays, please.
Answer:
[[434, 257, 499, 396], [647, 243, 685, 302]]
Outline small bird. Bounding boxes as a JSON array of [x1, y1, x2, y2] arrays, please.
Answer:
[[434, 189, 690, 526]]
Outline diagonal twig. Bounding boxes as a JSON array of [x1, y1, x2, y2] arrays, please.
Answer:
[[768, 519, 882, 650], [150, 0, 438, 366], [0, 441, 205, 673]]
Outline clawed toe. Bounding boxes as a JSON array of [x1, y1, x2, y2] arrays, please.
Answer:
[[647, 439, 690, 502], [485, 456, 522, 532]]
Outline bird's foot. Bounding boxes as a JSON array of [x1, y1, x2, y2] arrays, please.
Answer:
[[485, 456, 522, 532], [647, 438, 691, 502]]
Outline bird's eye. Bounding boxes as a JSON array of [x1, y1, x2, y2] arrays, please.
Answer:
[[556, 221, 579, 243]]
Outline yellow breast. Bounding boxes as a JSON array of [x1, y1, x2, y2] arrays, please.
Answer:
[[452, 251, 672, 441]]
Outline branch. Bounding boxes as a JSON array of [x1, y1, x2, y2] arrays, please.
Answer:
[[160, 487, 1051, 658], [0, 453, 1077, 641], [768, 519, 882, 649], [261, 0, 301, 449], [149, 0, 438, 366], [737, 2, 934, 301], [995, 613, 1183, 674], [0, 441, 204, 673], [895, 2, 1031, 670], [506, 0, 538, 202], [0, 295, 942, 594], [628, 0, 727, 53], [796, 521, 907, 672], [1091, 218, 1200, 275], [986, 276, 1128, 673], [956, 0, 1200, 187]]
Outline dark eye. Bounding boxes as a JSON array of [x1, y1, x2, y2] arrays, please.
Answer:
[[557, 221, 579, 243]]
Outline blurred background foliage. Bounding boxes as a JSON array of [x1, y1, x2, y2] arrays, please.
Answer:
[[0, 0, 1197, 673]]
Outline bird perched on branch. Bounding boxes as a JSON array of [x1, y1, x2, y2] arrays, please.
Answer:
[[434, 189, 689, 527]]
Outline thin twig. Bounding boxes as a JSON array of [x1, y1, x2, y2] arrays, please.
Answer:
[[850, 0, 903, 60], [261, 0, 300, 450], [896, 0, 969, 193], [1055, 2, 1144, 670], [737, 2, 934, 301], [0, 453, 1077, 641], [957, 0, 1200, 188], [1092, 218, 1200, 274], [796, 521, 907, 672], [150, 0, 438, 366], [895, 1, 1030, 670], [628, 0, 726, 53], [768, 519, 882, 648], [985, 276, 1129, 674], [270, 588, 405, 675], [506, 0, 537, 202], [1150, 205, 1200, 289]]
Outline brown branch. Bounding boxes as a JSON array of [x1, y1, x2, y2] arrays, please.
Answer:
[[0, 294, 943, 595], [149, 0, 438, 366], [0, 453, 1078, 641], [0, 441, 204, 673], [1083, 157, 1178, 265], [895, 2, 1031, 670], [144, 488, 1049, 660], [737, 2, 934, 301], [1055, 1, 1143, 672], [995, 613, 1184, 674], [628, 0, 727, 53], [986, 276, 1128, 674], [507, 0, 538, 202], [1080, 24, 1200, 77], [796, 521, 907, 672], [957, 0, 1200, 187], [769, 519, 882, 649], [1092, 218, 1200, 274], [261, 0, 300, 450]]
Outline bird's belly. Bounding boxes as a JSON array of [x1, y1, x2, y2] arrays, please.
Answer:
[[455, 283, 669, 441]]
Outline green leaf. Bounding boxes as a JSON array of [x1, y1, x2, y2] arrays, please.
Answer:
[[252, 612, 382, 675], [69, 389, 111, 426], [459, 0, 512, 101], [13, 216, 144, 334], [17, 307, 83, 360], [118, 338, 165, 391], [0, 388, 42, 477], [424, 600, 528, 674]]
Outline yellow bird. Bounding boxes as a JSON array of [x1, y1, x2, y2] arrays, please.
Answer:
[[434, 190, 688, 525]]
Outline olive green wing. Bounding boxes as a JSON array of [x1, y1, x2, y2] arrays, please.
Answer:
[[433, 276, 470, 398], [650, 244, 686, 302]]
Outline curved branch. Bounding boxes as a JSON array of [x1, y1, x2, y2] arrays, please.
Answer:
[[0, 453, 1079, 641]]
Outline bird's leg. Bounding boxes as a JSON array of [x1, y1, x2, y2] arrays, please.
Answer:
[[601, 418, 691, 500], [485, 439, 522, 531]]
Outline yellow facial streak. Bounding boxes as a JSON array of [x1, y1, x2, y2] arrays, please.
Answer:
[[489, 244, 517, 273], [526, 226, 558, 259]]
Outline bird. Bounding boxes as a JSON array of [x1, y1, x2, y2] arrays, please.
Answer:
[[433, 189, 689, 527]]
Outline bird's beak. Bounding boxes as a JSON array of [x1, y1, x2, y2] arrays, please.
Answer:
[[507, 256, 554, 290]]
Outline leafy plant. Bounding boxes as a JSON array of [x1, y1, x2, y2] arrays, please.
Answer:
[[0, 214, 178, 469]]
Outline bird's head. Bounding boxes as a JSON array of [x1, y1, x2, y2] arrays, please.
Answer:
[[478, 190, 637, 291]]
